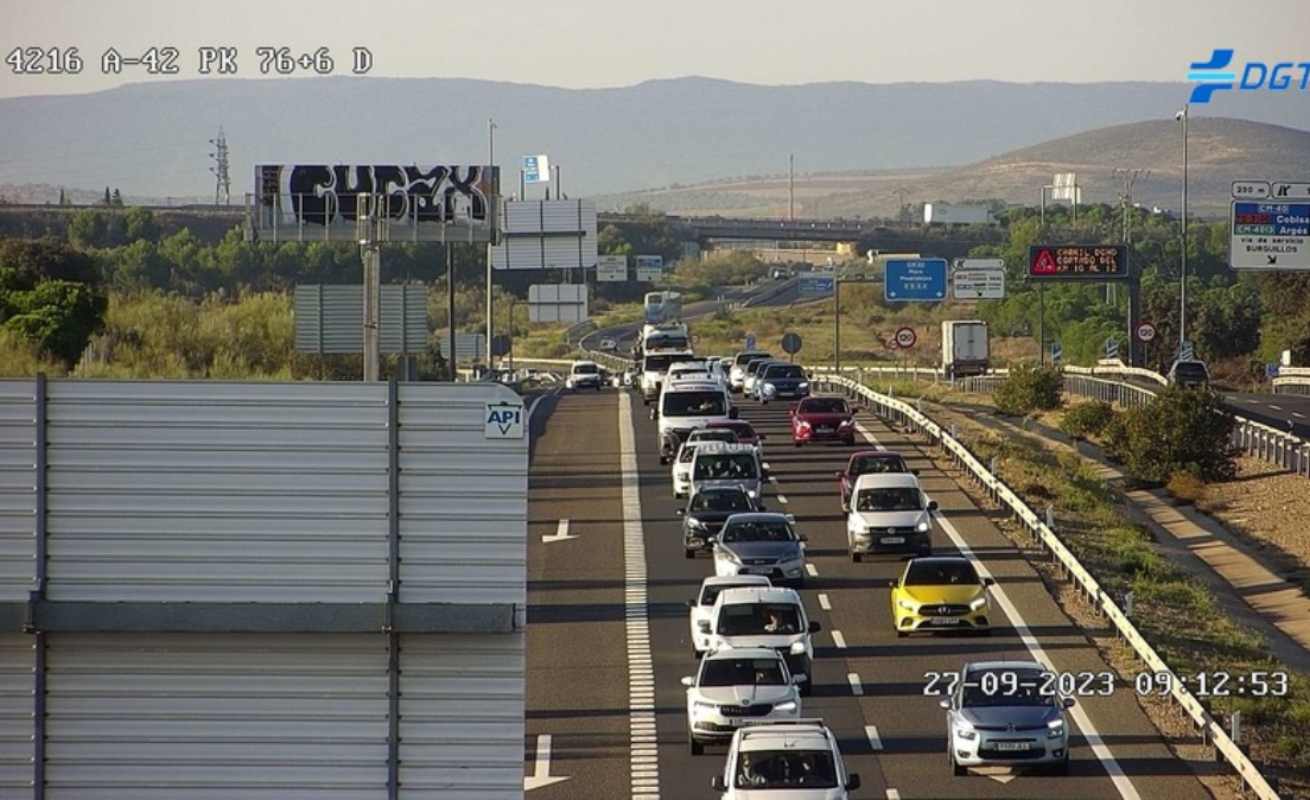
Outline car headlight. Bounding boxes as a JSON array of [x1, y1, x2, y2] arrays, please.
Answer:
[[1047, 719, 1065, 739], [717, 550, 742, 565], [954, 721, 978, 741], [969, 596, 988, 611], [838, 418, 853, 427], [773, 700, 798, 713], [789, 641, 807, 655], [693, 700, 717, 711], [746, 489, 757, 499], [797, 420, 811, 430], [916, 520, 930, 533], [897, 598, 919, 612], [798, 381, 809, 389], [687, 518, 707, 531]]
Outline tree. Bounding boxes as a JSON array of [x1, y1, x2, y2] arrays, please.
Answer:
[[57, 188, 67, 206], [67, 209, 110, 249], [993, 362, 1064, 416], [103, 187, 111, 206], [122, 207, 161, 243], [0, 239, 101, 288], [1105, 387, 1237, 482], [1, 280, 107, 366], [111, 188, 123, 207]]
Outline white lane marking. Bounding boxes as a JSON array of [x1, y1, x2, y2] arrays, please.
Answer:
[[777, 494, 789, 505], [847, 673, 864, 696], [763, 461, 771, 471], [885, 790, 900, 800], [619, 393, 661, 799], [806, 563, 818, 577], [832, 630, 847, 649], [524, 734, 571, 791], [541, 518, 577, 544], [934, 511, 1142, 800], [854, 421, 886, 451], [1270, 404, 1283, 411], [526, 388, 562, 430], [1294, 412, 1305, 419], [866, 725, 884, 751], [818, 593, 832, 611], [769, 475, 779, 485]]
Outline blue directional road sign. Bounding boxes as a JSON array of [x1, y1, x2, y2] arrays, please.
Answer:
[[1266, 362, 1280, 380], [1051, 341, 1063, 365], [884, 258, 948, 302], [745, 334, 757, 350], [798, 276, 835, 297]]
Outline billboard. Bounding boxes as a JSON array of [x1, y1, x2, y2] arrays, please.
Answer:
[[528, 284, 589, 323], [251, 164, 498, 243], [596, 254, 628, 282], [1027, 245, 1128, 280], [491, 199, 599, 271], [293, 284, 428, 354]]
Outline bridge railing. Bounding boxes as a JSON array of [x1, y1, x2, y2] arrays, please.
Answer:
[[810, 370, 1281, 800]]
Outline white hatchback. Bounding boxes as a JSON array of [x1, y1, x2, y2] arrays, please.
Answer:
[[683, 647, 802, 755]]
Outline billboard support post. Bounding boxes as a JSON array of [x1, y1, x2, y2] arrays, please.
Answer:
[[447, 242, 456, 381]]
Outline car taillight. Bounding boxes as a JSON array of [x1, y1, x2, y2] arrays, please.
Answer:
[[797, 420, 811, 430]]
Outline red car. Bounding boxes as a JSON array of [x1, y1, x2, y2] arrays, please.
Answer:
[[836, 450, 916, 511], [790, 397, 856, 447], [706, 420, 765, 450]]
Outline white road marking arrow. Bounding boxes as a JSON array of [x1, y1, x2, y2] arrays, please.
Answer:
[[525, 734, 572, 791], [541, 519, 577, 544], [970, 765, 1017, 784]]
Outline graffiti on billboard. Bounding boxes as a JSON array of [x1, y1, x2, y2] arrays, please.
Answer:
[[257, 164, 497, 225]]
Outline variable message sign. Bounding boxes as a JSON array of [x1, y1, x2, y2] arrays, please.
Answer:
[[1027, 245, 1128, 281]]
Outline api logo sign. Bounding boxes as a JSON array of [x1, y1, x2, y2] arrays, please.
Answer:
[[1188, 49, 1310, 103], [485, 400, 525, 439]]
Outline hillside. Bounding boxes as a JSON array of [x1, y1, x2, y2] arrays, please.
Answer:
[[599, 118, 1310, 218], [1, 76, 1306, 203]]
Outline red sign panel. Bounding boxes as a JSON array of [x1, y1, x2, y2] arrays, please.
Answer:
[[1027, 245, 1128, 280]]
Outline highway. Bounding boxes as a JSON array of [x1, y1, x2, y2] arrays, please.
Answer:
[[524, 386, 1213, 799], [1119, 376, 1310, 438]]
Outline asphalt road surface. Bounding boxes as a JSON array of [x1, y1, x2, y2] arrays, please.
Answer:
[[524, 386, 1215, 799]]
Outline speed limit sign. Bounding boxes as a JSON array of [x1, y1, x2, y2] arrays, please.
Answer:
[[894, 327, 917, 348], [1136, 322, 1156, 343]]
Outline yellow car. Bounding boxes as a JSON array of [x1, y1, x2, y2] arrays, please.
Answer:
[[889, 556, 993, 636]]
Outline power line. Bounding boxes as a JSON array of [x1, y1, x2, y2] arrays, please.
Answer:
[[208, 126, 231, 206]]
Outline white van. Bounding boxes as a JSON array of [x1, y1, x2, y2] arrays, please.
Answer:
[[642, 350, 696, 403], [654, 381, 736, 464]]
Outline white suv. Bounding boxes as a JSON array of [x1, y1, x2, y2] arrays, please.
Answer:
[[565, 360, 602, 391], [846, 472, 937, 561], [673, 429, 742, 498], [683, 648, 802, 755], [688, 575, 772, 657], [700, 586, 819, 694], [710, 719, 862, 797]]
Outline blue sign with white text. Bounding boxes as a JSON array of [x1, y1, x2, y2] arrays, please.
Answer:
[[798, 276, 834, 297], [884, 258, 948, 302]]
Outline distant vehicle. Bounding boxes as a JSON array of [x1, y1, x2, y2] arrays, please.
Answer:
[[836, 451, 915, 512], [641, 350, 696, 403], [1168, 359, 1210, 388], [699, 586, 819, 696], [678, 486, 762, 559], [769, 267, 793, 280], [729, 351, 773, 392], [687, 574, 772, 655], [640, 321, 691, 356], [753, 363, 810, 403], [673, 429, 741, 498], [941, 661, 1074, 775], [655, 381, 737, 464], [598, 337, 617, 351], [845, 473, 937, 561], [712, 512, 807, 587], [890, 556, 993, 637], [790, 396, 855, 446], [682, 648, 802, 755], [942, 320, 990, 379], [645, 290, 683, 324], [711, 720, 860, 797], [565, 360, 602, 391], [923, 202, 995, 225], [689, 441, 764, 501], [741, 358, 777, 397]]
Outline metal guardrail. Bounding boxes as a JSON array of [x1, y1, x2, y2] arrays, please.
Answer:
[[811, 371, 1281, 800]]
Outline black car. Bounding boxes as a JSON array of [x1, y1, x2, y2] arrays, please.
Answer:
[[676, 487, 763, 558]]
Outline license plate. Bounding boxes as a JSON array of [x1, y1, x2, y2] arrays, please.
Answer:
[[815, 426, 832, 433], [995, 742, 1030, 752], [880, 536, 905, 544], [929, 617, 958, 625]]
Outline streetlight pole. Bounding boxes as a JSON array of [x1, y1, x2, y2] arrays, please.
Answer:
[[789, 154, 795, 220], [833, 272, 840, 373], [486, 118, 496, 372], [1176, 104, 1189, 349], [1038, 185, 1053, 366]]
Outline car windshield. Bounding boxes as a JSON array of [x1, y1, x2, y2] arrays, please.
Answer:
[[714, 422, 756, 441], [736, 353, 772, 367], [904, 560, 978, 586], [644, 354, 685, 372], [856, 487, 922, 512], [962, 669, 1053, 707], [690, 430, 738, 445], [678, 445, 697, 464], [746, 360, 770, 375], [694, 453, 758, 480], [572, 364, 597, 374], [801, 398, 847, 414], [646, 335, 689, 351], [765, 365, 804, 380], [672, 369, 710, 380], [699, 580, 761, 605], [1174, 363, 1207, 379], [717, 602, 802, 636], [721, 520, 794, 543], [851, 455, 907, 475], [663, 391, 727, 417], [734, 749, 838, 790], [699, 657, 788, 687], [690, 490, 752, 513]]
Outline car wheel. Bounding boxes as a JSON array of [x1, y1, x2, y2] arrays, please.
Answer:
[[800, 679, 813, 697], [689, 735, 704, 756], [843, 436, 856, 446], [684, 549, 696, 559], [896, 629, 907, 638], [851, 552, 862, 563], [952, 756, 967, 777]]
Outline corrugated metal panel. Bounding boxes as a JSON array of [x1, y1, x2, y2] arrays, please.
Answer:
[[491, 200, 596, 270], [397, 385, 527, 606], [294, 285, 428, 354], [399, 633, 524, 799], [0, 382, 35, 600], [0, 635, 32, 794], [436, 334, 486, 361], [45, 633, 388, 799], [44, 381, 389, 603]]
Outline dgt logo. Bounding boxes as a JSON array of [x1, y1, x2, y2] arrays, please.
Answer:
[[1188, 49, 1310, 103]]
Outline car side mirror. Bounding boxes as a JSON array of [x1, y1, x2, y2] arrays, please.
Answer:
[[758, 434, 767, 441], [711, 776, 727, 792], [888, 579, 899, 588], [797, 533, 808, 542], [927, 500, 939, 512], [649, 408, 658, 420], [1063, 697, 1076, 708], [807, 620, 821, 633], [846, 774, 862, 791], [792, 674, 805, 685], [675, 508, 685, 517], [729, 407, 739, 419], [938, 698, 951, 710], [983, 577, 996, 587], [680, 676, 695, 688]]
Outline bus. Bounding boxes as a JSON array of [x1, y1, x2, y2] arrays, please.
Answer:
[[644, 291, 682, 325]]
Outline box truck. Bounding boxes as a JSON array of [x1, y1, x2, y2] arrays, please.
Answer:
[[942, 320, 989, 378]]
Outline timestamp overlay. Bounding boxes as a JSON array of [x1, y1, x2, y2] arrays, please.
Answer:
[[925, 670, 1292, 699], [4, 45, 373, 77]]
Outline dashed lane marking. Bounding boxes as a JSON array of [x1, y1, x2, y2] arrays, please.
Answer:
[[885, 790, 900, 800], [831, 630, 847, 649], [619, 393, 660, 800], [847, 673, 864, 696], [777, 494, 789, 505], [818, 593, 832, 611], [866, 725, 884, 751], [806, 563, 818, 578]]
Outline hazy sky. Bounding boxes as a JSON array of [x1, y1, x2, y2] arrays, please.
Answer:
[[4, 0, 1309, 98]]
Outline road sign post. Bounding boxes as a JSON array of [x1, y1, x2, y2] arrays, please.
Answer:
[[1051, 341, 1063, 366], [781, 332, 803, 362]]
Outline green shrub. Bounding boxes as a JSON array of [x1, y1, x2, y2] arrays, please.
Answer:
[[993, 362, 1064, 416], [1165, 470, 1208, 505], [1059, 401, 1116, 440], [1111, 387, 1237, 482]]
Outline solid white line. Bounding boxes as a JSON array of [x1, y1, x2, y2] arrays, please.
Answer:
[[533, 733, 552, 778], [847, 673, 864, 696], [866, 725, 883, 751], [618, 393, 660, 799], [818, 593, 832, 611], [854, 421, 885, 451], [831, 630, 847, 649], [806, 563, 818, 577], [933, 511, 1142, 800]]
